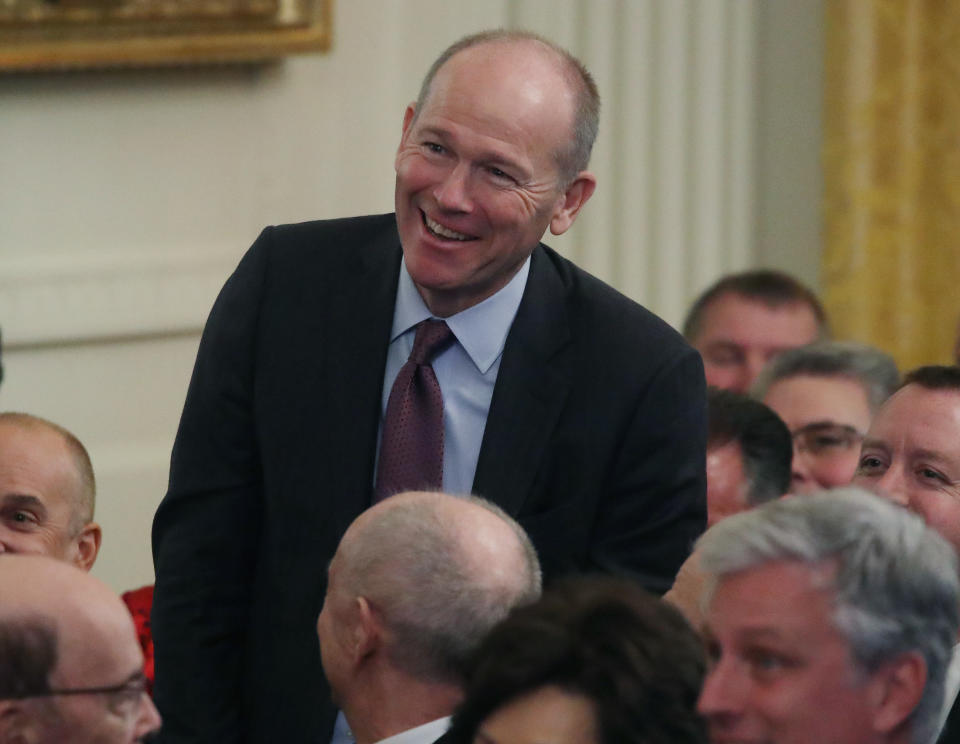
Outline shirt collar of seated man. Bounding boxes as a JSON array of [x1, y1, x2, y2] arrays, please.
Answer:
[[0, 412, 101, 571]]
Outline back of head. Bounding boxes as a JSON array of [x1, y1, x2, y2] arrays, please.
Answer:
[[752, 341, 900, 412], [336, 492, 541, 685], [447, 575, 707, 744], [683, 269, 828, 342], [414, 29, 599, 185], [707, 388, 792, 506], [698, 487, 960, 744]]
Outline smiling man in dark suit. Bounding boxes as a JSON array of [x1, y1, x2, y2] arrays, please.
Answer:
[[151, 29, 707, 744]]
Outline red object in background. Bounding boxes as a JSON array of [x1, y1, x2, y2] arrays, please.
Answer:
[[121, 584, 155, 696]]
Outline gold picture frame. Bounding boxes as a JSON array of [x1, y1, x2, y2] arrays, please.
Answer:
[[0, 0, 331, 71]]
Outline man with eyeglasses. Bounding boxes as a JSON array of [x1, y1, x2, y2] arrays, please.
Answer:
[[0, 554, 160, 743], [752, 341, 899, 494]]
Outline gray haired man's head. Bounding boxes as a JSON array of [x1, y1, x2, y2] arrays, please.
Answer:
[[698, 487, 960, 744], [325, 491, 541, 686], [752, 341, 900, 412]]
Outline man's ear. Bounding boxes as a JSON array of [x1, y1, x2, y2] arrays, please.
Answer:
[[402, 103, 417, 136], [350, 596, 382, 664], [869, 651, 927, 735], [549, 172, 597, 236], [72, 522, 101, 573]]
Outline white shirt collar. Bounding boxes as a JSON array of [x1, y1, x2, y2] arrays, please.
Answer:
[[373, 716, 451, 744], [390, 257, 530, 375]]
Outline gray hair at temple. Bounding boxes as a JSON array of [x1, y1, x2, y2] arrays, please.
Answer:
[[336, 492, 542, 685], [412, 29, 600, 186], [697, 487, 960, 744], [751, 341, 899, 413]]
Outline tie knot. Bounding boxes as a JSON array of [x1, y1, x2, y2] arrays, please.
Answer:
[[409, 319, 454, 365]]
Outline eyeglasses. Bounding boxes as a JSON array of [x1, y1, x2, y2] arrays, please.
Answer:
[[792, 422, 864, 459], [4, 675, 148, 705]]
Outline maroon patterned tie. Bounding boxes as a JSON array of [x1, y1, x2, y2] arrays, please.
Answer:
[[374, 319, 455, 501]]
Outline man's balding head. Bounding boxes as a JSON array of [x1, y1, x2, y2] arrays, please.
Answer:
[[0, 413, 101, 571], [328, 491, 540, 685], [318, 492, 541, 744], [0, 555, 160, 743], [413, 30, 599, 186]]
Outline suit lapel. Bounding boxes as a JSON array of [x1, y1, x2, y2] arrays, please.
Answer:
[[299, 220, 402, 521], [473, 246, 573, 515]]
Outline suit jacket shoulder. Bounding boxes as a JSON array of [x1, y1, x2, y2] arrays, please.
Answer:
[[475, 243, 706, 591]]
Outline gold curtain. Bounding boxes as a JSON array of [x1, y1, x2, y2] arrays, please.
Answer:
[[823, 0, 960, 370]]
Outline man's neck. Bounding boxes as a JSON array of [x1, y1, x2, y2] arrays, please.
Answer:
[[342, 671, 462, 744]]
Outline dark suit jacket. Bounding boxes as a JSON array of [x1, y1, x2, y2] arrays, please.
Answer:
[[151, 213, 707, 743]]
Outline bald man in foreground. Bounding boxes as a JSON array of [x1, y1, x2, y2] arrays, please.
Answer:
[[319, 491, 541, 744], [0, 555, 160, 743]]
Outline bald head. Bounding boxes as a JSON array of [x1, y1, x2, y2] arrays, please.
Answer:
[[330, 492, 541, 685], [0, 413, 100, 571], [0, 556, 160, 742], [413, 31, 599, 185]]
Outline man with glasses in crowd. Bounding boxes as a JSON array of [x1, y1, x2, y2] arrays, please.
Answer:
[[0, 555, 160, 743], [752, 341, 898, 494]]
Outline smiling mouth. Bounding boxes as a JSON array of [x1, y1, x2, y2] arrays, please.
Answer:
[[421, 211, 476, 242]]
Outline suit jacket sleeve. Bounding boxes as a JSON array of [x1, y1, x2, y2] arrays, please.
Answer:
[[589, 341, 707, 593], [151, 227, 272, 743]]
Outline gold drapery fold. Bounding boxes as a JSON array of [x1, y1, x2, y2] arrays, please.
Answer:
[[824, 0, 960, 370]]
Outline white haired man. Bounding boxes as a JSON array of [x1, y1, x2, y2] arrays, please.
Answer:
[[697, 488, 959, 744]]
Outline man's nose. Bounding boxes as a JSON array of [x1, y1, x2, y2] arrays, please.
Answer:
[[872, 467, 911, 508], [697, 656, 747, 718], [790, 445, 817, 494], [433, 163, 473, 212], [743, 353, 769, 393], [135, 693, 162, 739]]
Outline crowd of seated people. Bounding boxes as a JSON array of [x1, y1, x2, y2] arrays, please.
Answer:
[[4, 325, 960, 744], [4, 293, 960, 744]]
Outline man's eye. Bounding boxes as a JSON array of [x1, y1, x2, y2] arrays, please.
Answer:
[[424, 142, 445, 155], [918, 467, 947, 483], [856, 456, 885, 474], [487, 166, 513, 181], [705, 349, 744, 366], [747, 650, 788, 676], [811, 434, 845, 451]]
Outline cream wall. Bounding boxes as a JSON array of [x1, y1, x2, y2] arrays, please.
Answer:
[[0, 0, 823, 591]]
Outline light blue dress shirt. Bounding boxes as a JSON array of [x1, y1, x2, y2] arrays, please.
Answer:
[[331, 258, 530, 744], [375, 256, 531, 496]]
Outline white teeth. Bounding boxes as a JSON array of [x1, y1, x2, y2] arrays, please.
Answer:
[[425, 215, 472, 241]]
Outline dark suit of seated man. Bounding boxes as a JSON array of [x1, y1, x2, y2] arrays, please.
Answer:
[[151, 29, 707, 744], [318, 491, 540, 744]]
